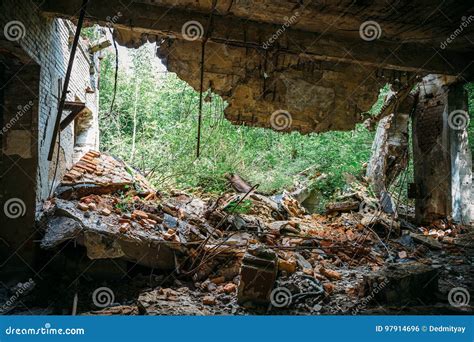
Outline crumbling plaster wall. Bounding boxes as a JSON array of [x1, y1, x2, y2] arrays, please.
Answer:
[[412, 75, 473, 224], [448, 83, 473, 224], [0, 0, 99, 275], [0, 0, 99, 203]]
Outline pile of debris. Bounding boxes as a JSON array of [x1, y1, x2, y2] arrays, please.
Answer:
[[35, 151, 472, 314]]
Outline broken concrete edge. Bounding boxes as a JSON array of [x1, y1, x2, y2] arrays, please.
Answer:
[[55, 182, 133, 200], [359, 262, 440, 307], [37, 199, 188, 270]]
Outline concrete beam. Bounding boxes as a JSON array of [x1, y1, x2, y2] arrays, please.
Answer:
[[40, 0, 473, 76]]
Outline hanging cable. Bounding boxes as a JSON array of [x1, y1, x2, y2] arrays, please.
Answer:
[[196, 0, 217, 158], [108, 28, 119, 117], [196, 38, 207, 158]]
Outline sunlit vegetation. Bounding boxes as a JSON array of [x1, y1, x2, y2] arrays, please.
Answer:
[[97, 43, 474, 210]]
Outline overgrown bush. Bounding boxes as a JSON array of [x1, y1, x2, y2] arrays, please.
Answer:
[[97, 45, 382, 209]]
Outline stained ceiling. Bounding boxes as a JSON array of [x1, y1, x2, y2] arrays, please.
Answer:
[[41, 0, 474, 132]]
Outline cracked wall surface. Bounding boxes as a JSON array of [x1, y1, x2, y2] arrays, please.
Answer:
[[41, 0, 474, 133], [0, 0, 100, 275]]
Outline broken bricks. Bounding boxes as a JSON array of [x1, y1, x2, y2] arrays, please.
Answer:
[[278, 257, 297, 274], [36, 149, 472, 315], [202, 295, 217, 305], [319, 267, 342, 281], [237, 247, 278, 306], [77, 202, 89, 211]]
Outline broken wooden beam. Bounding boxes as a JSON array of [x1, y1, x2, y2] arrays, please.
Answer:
[[59, 101, 88, 131], [325, 200, 359, 214], [89, 37, 111, 53]]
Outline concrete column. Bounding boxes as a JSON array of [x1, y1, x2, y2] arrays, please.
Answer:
[[448, 83, 472, 224]]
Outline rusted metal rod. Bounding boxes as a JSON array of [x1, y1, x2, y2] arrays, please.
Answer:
[[196, 37, 206, 159], [196, 1, 217, 159], [47, 0, 89, 161]]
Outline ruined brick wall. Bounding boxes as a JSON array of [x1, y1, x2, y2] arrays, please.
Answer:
[[448, 83, 473, 224], [0, 0, 99, 202], [412, 74, 473, 224], [0, 0, 99, 275], [412, 75, 453, 223]]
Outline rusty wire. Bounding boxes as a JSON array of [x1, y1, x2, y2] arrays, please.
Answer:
[[181, 183, 260, 275]]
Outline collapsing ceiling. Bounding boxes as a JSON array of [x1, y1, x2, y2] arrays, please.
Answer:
[[155, 40, 399, 133], [41, 0, 474, 133]]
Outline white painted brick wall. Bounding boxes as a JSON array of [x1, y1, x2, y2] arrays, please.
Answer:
[[0, 0, 100, 202]]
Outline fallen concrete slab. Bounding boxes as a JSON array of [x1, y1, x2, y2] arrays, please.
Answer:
[[360, 262, 440, 305], [41, 199, 182, 270]]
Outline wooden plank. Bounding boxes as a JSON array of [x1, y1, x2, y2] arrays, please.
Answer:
[[59, 101, 87, 131]]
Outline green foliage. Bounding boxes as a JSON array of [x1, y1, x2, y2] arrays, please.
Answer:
[[368, 84, 390, 115], [114, 190, 133, 212], [224, 199, 253, 214], [98, 45, 376, 210], [80, 26, 99, 41]]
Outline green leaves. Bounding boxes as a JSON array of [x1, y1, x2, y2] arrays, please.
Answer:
[[98, 44, 377, 212], [224, 199, 253, 214]]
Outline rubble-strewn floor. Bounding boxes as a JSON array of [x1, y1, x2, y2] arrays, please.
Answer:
[[1, 247, 472, 316], [1, 151, 472, 315]]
